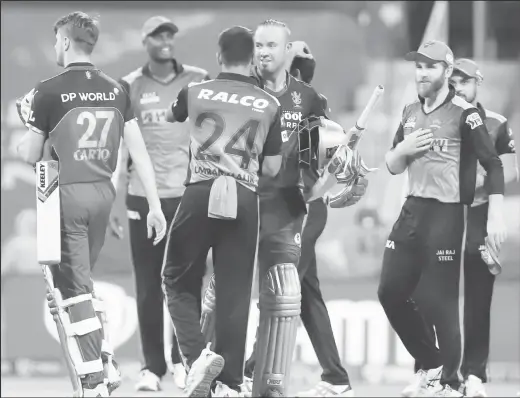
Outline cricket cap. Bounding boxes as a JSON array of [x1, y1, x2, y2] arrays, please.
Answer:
[[453, 58, 484, 82], [405, 40, 454, 65], [141, 16, 178, 40]]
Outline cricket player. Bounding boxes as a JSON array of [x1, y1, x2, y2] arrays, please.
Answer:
[[289, 52, 365, 398], [111, 15, 209, 392], [413, 58, 518, 398], [381, 41, 507, 397], [162, 26, 284, 398], [200, 21, 366, 397], [16, 11, 167, 397]]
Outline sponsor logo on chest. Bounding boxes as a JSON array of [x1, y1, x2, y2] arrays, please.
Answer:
[[140, 92, 160, 105], [282, 110, 303, 130]]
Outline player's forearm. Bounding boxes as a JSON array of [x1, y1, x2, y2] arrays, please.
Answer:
[[385, 145, 407, 175], [111, 142, 127, 193], [17, 131, 44, 165], [502, 154, 519, 185], [131, 155, 161, 210]]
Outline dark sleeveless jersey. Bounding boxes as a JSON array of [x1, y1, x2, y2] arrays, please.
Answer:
[[171, 72, 283, 192], [120, 61, 209, 198], [391, 87, 504, 204], [25, 62, 135, 185], [252, 69, 328, 198]]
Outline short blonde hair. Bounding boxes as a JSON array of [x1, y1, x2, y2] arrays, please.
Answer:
[[54, 11, 100, 55]]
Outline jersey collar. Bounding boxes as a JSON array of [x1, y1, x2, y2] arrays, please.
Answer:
[[216, 72, 260, 86], [65, 62, 96, 71], [142, 59, 184, 77]]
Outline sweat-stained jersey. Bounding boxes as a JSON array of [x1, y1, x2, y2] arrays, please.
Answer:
[[24, 62, 135, 185], [391, 86, 504, 205], [253, 70, 328, 197], [472, 104, 516, 206], [170, 72, 283, 192], [120, 61, 209, 198]]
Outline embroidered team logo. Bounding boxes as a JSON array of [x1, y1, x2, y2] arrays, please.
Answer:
[[114, 87, 119, 95], [465, 112, 483, 130], [85, 71, 92, 79], [291, 91, 302, 108], [404, 116, 416, 130]]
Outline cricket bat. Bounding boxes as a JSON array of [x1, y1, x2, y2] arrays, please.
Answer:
[[307, 85, 385, 202], [36, 160, 61, 265]]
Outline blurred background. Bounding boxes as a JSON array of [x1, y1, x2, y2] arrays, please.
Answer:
[[1, 0, 519, 392]]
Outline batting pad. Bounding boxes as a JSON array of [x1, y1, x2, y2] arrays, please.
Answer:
[[253, 263, 302, 397], [200, 273, 217, 348]]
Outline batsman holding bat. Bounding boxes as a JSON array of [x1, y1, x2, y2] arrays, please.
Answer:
[[16, 11, 166, 397], [198, 21, 371, 397]]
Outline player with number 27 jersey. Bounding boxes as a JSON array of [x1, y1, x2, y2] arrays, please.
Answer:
[[25, 63, 136, 185], [171, 73, 283, 191]]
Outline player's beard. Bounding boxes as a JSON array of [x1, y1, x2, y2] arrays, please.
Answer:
[[458, 87, 477, 104], [416, 74, 445, 99]]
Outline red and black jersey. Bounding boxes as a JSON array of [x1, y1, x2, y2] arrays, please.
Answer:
[[25, 62, 135, 185], [171, 72, 283, 192], [252, 69, 328, 197]]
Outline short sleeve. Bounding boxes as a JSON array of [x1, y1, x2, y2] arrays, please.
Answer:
[[263, 106, 283, 156], [24, 85, 51, 138], [392, 123, 405, 149], [123, 92, 136, 123], [171, 86, 189, 122]]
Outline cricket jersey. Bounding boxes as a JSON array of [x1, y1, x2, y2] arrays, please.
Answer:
[[171, 72, 283, 192], [120, 60, 209, 198], [391, 86, 504, 205], [24, 62, 135, 185], [253, 70, 329, 198], [472, 103, 516, 206]]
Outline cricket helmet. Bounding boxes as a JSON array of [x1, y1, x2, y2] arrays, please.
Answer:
[[296, 115, 347, 172]]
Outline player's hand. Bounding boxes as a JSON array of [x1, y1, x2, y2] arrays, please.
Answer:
[[147, 207, 167, 245], [290, 41, 313, 60], [335, 146, 362, 186], [108, 214, 124, 240], [328, 176, 369, 208], [398, 128, 433, 157], [486, 210, 507, 256]]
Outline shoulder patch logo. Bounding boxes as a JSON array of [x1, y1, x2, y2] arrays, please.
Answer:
[[85, 71, 92, 79], [291, 91, 302, 108], [466, 112, 483, 130]]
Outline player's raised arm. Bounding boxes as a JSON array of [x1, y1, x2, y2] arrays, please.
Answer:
[[261, 107, 284, 177], [166, 86, 188, 123], [16, 87, 49, 164]]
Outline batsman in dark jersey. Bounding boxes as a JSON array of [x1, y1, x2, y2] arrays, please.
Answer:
[[112, 16, 209, 392], [199, 23, 367, 397], [381, 41, 506, 397], [414, 58, 517, 398], [162, 26, 283, 398], [16, 12, 167, 398]]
